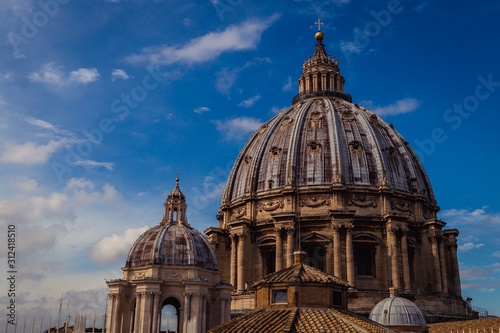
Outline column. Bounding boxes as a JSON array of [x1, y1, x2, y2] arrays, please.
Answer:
[[113, 295, 121, 333], [332, 224, 341, 278], [151, 293, 160, 333], [312, 74, 318, 91], [183, 293, 191, 333], [345, 224, 355, 289], [106, 294, 115, 333], [430, 234, 443, 293], [201, 297, 206, 333], [286, 228, 294, 268], [450, 241, 462, 297], [237, 232, 247, 292], [329, 76, 335, 91], [401, 228, 411, 292], [321, 74, 326, 91], [219, 298, 226, 325], [139, 293, 152, 333], [133, 294, 141, 333], [195, 294, 203, 333], [275, 228, 283, 271], [230, 234, 237, 290], [387, 227, 400, 290], [439, 240, 449, 294]]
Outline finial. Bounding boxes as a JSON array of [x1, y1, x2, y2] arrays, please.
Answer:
[[314, 19, 325, 41], [175, 172, 180, 184]]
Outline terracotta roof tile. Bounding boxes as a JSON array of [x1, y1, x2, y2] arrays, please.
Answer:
[[253, 263, 349, 287], [208, 308, 396, 333]]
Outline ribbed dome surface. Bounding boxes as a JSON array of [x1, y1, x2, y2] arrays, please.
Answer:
[[126, 223, 218, 270], [369, 295, 427, 327], [222, 98, 435, 204]]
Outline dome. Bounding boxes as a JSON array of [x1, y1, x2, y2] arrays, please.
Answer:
[[126, 223, 218, 270], [221, 98, 435, 204], [369, 294, 427, 327], [126, 178, 218, 271]]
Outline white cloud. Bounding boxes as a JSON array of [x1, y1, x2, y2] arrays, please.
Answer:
[[440, 207, 500, 226], [238, 94, 261, 108], [215, 67, 240, 94], [0, 140, 68, 164], [13, 176, 38, 192], [28, 62, 65, 85], [65, 178, 121, 205], [212, 116, 262, 141], [90, 226, 149, 264], [0, 193, 75, 224], [111, 69, 130, 81], [69, 67, 100, 84], [24, 116, 75, 137], [74, 159, 114, 170], [371, 98, 420, 116], [459, 242, 485, 252], [194, 106, 211, 114], [282, 76, 294, 92], [126, 14, 280, 66], [183, 18, 194, 26], [28, 63, 100, 85], [340, 41, 362, 55]]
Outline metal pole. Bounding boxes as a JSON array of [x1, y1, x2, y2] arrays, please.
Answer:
[[22, 316, 26, 333], [39, 317, 43, 333]]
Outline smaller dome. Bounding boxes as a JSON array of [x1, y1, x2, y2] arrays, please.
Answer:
[[369, 294, 427, 327], [126, 223, 218, 270], [126, 178, 218, 271]]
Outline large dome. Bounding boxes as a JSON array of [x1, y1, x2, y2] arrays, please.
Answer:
[[207, 27, 465, 320], [126, 179, 218, 271], [222, 98, 435, 204]]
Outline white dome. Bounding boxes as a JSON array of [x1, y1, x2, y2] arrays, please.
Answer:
[[369, 295, 427, 327]]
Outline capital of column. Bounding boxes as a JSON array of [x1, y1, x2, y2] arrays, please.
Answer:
[[331, 223, 342, 232], [108, 293, 118, 301], [345, 221, 353, 232], [401, 226, 409, 235], [274, 227, 283, 236]]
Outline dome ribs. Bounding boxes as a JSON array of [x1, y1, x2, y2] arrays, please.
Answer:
[[286, 100, 314, 187]]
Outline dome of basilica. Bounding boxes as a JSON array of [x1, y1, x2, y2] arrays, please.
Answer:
[[126, 179, 218, 271], [207, 24, 465, 321]]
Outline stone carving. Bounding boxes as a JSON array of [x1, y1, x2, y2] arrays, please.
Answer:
[[163, 270, 185, 280], [310, 111, 322, 124], [259, 200, 284, 212], [299, 195, 330, 207], [232, 207, 246, 219], [349, 195, 377, 208], [269, 146, 282, 156], [391, 200, 412, 213], [422, 207, 432, 219], [281, 116, 293, 127], [294, 102, 303, 109], [243, 155, 252, 165], [133, 272, 146, 280]]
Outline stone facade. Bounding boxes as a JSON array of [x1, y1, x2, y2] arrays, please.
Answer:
[[205, 28, 466, 320]]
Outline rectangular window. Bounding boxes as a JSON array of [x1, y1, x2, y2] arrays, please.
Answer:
[[333, 291, 343, 307], [356, 247, 374, 276], [272, 289, 288, 303]]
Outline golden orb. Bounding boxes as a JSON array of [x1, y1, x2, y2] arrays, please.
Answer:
[[315, 31, 324, 41]]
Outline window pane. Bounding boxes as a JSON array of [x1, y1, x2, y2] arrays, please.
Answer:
[[272, 289, 288, 303]]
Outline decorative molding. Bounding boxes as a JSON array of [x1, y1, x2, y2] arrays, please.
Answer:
[[132, 272, 147, 280], [391, 200, 412, 213], [299, 195, 330, 207], [243, 155, 252, 165], [349, 195, 377, 208], [232, 207, 246, 219], [259, 200, 284, 212], [281, 116, 293, 127], [162, 270, 185, 280]]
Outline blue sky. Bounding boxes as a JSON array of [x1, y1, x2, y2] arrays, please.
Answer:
[[0, 0, 499, 325]]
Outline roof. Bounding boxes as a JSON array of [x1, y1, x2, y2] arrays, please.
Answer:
[[428, 317, 500, 332], [207, 308, 395, 333], [369, 295, 427, 327], [253, 262, 349, 288], [167, 178, 185, 199], [126, 223, 218, 270]]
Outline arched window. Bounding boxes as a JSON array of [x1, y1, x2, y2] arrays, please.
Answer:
[[173, 209, 178, 221], [161, 297, 180, 333]]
